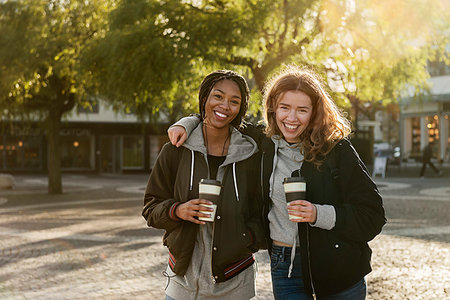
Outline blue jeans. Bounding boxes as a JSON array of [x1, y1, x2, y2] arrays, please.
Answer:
[[270, 244, 366, 300], [166, 296, 175, 300]]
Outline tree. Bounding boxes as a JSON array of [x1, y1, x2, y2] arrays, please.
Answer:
[[314, 0, 449, 161], [85, 0, 448, 149], [81, 0, 270, 122], [0, 0, 112, 193]]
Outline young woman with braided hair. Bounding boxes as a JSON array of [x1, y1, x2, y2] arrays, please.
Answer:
[[143, 70, 265, 300]]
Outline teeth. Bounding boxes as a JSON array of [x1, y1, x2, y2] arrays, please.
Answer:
[[215, 111, 227, 118], [285, 124, 298, 130]]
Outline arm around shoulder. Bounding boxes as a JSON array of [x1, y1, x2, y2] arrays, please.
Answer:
[[171, 114, 201, 134]]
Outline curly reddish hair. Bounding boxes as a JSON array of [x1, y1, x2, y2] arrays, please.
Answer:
[[263, 65, 351, 166]]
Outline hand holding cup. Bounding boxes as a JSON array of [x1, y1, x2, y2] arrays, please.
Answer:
[[175, 199, 215, 225], [198, 179, 222, 223], [287, 200, 317, 223], [284, 176, 314, 222]]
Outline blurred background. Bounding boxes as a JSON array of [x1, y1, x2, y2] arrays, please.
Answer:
[[0, 0, 449, 194]]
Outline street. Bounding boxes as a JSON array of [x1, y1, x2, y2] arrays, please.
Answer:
[[0, 173, 449, 299]]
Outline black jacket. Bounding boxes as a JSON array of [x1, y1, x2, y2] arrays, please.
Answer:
[[244, 125, 386, 297], [142, 134, 265, 283]]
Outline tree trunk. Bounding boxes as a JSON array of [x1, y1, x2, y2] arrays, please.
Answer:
[[46, 109, 62, 194], [252, 66, 266, 93]]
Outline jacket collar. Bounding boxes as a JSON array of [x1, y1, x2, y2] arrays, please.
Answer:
[[183, 122, 258, 165]]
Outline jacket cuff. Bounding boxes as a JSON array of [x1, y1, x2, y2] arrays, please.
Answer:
[[310, 204, 336, 230], [169, 202, 182, 221]]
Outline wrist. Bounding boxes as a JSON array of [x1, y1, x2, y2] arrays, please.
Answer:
[[169, 202, 182, 221]]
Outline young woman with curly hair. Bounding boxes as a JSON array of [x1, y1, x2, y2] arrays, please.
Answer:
[[169, 65, 386, 300]]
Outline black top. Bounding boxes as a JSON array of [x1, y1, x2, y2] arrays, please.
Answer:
[[207, 154, 226, 179]]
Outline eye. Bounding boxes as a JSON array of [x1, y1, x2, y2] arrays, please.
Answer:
[[214, 94, 223, 99], [231, 99, 240, 105]]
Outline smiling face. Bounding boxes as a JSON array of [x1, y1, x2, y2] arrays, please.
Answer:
[[275, 90, 313, 143], [204, 79, 242, 130]]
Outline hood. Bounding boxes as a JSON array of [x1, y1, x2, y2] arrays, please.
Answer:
[[183, 122, 258, 165]]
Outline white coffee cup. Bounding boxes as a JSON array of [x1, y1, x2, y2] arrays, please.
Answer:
[[198, 179, 221, 222], [283, 177, 306, 221]]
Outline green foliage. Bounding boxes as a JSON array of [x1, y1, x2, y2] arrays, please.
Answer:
[[310, 0, 449, 122], [0, 0, 113, 193], [82, 0, 269, 121], [0, 0, 112, 120], [3, 0, 443, 125]]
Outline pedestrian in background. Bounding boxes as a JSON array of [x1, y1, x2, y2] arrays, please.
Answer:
[[169, 65, 386, 299], [143, 70, 265, 300], [420, 143, 442, 177]]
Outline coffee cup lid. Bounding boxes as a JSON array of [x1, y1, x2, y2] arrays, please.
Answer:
[[283, 177, 305, 184], [200, 179, 222, 186]]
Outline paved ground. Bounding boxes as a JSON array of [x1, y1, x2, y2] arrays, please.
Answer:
[[0, 170, 449, 299]]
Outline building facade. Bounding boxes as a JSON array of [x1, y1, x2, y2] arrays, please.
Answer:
[[0, 102, 169, 173], [399, 59, 450, 164]]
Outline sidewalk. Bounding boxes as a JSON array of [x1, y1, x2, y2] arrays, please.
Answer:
[[0, 174, 449, 299]]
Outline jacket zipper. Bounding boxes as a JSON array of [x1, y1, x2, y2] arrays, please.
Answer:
[[202, 152, 217, 284], [306, 224, 316, 298]]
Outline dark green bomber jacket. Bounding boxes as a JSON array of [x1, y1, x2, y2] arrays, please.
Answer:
[[142, 127, 266, 283]]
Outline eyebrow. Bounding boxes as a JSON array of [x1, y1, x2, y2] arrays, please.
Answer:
[[213, 88, 241, 100], [278, 102, 311, 109]]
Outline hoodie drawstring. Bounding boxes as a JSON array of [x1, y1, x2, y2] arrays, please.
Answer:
[[232, 162, 239, 201], [189, 150, 194, 191], [288, 238, 297, 278]]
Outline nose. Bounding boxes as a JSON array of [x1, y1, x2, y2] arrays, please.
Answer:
[[287, 109, 296, 121], [219, 98, 231, 110]]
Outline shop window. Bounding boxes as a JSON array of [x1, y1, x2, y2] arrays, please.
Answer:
[[61, 136, 93, 169], [23, 138, 42, 169], [426, 115, 440, 159], [411, 117, 421, 158], [123, 136, 143, 169], [426, 115, 439, 144], [2, 137, 41, 170]]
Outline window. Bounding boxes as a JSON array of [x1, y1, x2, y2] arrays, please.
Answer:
[[122, 136, 144, 169], [61, 135, 94, 169], [1, 137, 41, 170]]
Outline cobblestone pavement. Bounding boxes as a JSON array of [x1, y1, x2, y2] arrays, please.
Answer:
[[0, 174, 449, 299]]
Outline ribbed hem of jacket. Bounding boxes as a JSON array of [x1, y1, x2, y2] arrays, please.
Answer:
[[223, 254, 255, 281]]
